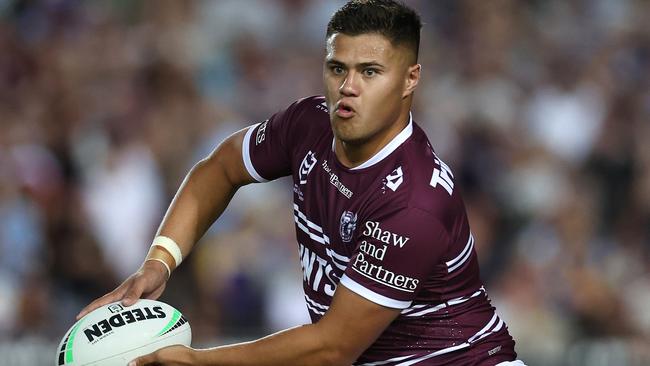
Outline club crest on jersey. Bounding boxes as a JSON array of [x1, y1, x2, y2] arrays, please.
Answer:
[[299, 151, 318, 185], [384, 166, 404, 192], [339, 211, 358, 243]]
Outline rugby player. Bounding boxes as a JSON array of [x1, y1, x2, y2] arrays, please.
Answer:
[[78, 1, 525, 365]]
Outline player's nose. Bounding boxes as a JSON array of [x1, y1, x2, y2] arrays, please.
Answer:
[[339, 72, 360, 97]]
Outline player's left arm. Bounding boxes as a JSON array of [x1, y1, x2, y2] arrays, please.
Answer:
[[129, 284, 400, 366]]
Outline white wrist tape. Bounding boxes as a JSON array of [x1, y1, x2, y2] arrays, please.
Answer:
[[146, 258, 171, 280], [152, 235, 183, 267]]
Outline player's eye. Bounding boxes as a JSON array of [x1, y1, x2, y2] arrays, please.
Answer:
[[363, 68, 378, 77], [331, 65, 345, 75]]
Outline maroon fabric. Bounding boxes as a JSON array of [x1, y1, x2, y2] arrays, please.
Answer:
[[244, 96, 517, 365]]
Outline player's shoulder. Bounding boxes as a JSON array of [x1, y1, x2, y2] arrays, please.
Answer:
[[292, 95, 330, 118], [392, 123, 463, 221], [278, 95, 330, 134]]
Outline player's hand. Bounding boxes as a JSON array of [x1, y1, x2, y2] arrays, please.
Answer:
[[76, 260, 168, 320], [128, 345, 197, 366]]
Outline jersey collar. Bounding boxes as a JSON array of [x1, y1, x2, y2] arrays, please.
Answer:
[[332, 112, 413, 170]]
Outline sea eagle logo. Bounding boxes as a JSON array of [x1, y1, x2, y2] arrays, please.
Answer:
[[339, 211, 358, 243]]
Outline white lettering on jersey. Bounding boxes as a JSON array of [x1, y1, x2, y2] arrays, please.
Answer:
[[316, 101, 329, 113], [362, 221, 410, 248], [299, 151, 318, 185], [352, 253, 419, 292], [385, 166, 404, 191], [430, 154, 454, 195], [359, 240, 387, 261], [299, 244, 337, 296], [255, 120, 268, 145], [321, 160, 353, 199]]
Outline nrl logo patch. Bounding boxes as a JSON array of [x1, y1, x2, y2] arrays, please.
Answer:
[[339, 211, 358, 243], [299, 151, 317, 185]]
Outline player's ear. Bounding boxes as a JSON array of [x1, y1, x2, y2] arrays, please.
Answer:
[[403, 63, 421, 98]]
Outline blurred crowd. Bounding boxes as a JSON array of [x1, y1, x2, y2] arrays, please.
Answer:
[[1, 0, 649, 365]]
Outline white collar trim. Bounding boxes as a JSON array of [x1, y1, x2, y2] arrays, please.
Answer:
[[332, 112, 413, 170]]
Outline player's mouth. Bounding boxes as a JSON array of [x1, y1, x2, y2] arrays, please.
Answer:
[[335, 101, 356, 119]]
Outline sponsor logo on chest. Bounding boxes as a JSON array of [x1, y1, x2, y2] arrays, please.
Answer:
[[299, 244, 338, 297], [321, 160, 353, 199], [362, 221, 410, 248]]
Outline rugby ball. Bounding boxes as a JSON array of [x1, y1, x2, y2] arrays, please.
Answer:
[[56, 299, 191, 366]]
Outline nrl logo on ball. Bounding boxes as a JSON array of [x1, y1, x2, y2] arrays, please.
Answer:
[[339, 211, 357, 243]]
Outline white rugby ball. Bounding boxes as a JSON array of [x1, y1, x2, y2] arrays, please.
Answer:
[[56, 299, 191, 366]]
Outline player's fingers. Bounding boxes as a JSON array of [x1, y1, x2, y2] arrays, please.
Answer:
[[130, 345, 192, 366], [76, 286, 129, 320], [127, 351, 156, 366], [121, 278, 147, 307]]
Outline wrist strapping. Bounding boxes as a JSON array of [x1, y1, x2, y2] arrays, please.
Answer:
[[152, 235, 183, 267], [145, 258, 171, 280]]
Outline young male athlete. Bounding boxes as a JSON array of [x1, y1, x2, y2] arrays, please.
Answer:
[[78, 1, 525, 365]]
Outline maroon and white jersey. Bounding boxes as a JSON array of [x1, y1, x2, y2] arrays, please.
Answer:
[[242, 96, 517, 365]]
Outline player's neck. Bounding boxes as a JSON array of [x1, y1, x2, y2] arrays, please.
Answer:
[[335, 111, 411, 169], [335, 143, 376, 169]]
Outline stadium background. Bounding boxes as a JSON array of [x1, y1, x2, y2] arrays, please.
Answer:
[[1, 0, 649, 365]]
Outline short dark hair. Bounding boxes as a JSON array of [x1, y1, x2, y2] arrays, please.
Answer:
[[326, 0, 422, 62]]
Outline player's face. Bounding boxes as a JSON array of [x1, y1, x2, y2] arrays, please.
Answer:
[[323, 33, 420, 157]]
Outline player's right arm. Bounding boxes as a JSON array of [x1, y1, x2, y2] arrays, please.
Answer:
[[77, 127, 256, 319]]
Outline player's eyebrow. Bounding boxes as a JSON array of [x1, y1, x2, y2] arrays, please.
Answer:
[[357, 61, 385, 69], [326, 59, 385, 69], [326, 59, 344, 66]]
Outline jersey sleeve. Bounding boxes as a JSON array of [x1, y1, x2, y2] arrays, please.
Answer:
[[340, 207, 449, 309], [242, 100, 302, 182]]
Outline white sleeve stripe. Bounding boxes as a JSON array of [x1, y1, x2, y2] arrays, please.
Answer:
[[446, 233, 473, 267], [447, 240, 474, 273], [241, 123, 269, 183], [448, 237, 474, 273], [339, 275, 412, 309]]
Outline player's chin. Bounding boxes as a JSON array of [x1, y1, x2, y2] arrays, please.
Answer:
[[332, 121, 352, 137], [330, 112, 357, 126], [333, 128, 368, 147]]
